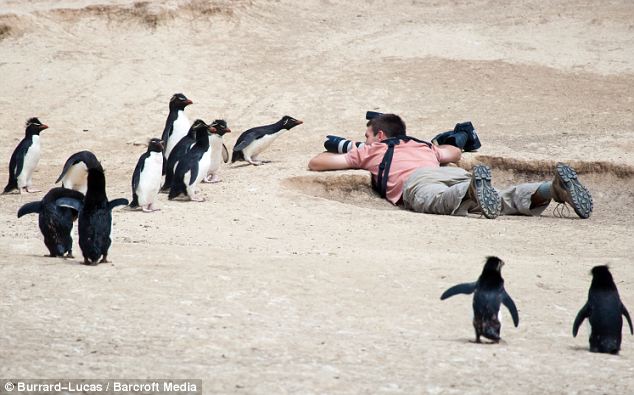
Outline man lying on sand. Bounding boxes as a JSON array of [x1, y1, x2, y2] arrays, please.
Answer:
[[308, 113, 593, 219]]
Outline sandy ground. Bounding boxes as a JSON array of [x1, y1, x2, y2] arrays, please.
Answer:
[[1, 0, 633, 393]]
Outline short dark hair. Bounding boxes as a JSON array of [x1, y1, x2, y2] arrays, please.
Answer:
[[369, 114, 406, 138]]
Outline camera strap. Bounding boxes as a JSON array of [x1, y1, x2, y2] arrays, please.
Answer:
[[372, 136, 432, 198]]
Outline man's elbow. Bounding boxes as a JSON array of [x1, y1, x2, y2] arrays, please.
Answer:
[[439, 145, 462, 164], [308, 157, 322, 171]]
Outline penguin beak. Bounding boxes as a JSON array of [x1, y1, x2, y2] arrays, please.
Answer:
[[41, 124, 49, 130], [224, 128, 232, 133], [185, 99, 193, 106], [295, 120, 304, 125]]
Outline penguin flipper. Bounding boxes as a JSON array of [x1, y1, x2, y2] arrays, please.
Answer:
[[161, 122, 174, 145], [109, 198, 129, 210], [56, 197, 83, 214], [622, 303, 633, 335], [572, 303, 590, 337], [233, 134, 256, 152], [502, 290, 520, 327], [440, 282, 477, 300], [4, 141, 27, 193], [55, 157, 81, 184], [13, 141, 28, 182], [189, 163, 199, 186], [222, 143, 229, 163], [17, 201, 42, 217], [132, 154, 146, 193]]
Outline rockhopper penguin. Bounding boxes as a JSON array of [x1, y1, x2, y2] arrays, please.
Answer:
[[573, 265, 633, 354], [55, 150, 103, 195], [161, 93, 193, 160], [78, 168, 128, 265], [3, 117, 49, 194], [17, 187, 85, 258], [440, 256, 519, 343], [231, 115, 303, 165], [130, 138, 164, 212], [168, 120, 213, 202], [162, 119, 227, 191], [204, 119, 231, 183]]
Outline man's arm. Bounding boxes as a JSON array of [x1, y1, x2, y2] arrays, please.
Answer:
[[308, 152, 352, 171], [436, 145, 462, 165]]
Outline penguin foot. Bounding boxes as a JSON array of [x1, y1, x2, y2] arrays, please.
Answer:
[[25, 187, 41, 193], [65, 252, 74, 259], [189, 195, 206, 202], [142, 206, 160, 212], [99, 255, 109, 264], [247, 159, 263, 166], [82, 258, 98, 266], [203, 174, 221, 183]]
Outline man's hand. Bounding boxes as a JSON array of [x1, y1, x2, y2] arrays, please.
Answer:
[[308, 152, 352, 171]]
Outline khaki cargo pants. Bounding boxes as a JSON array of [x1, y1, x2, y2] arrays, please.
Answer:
[[402, 167, 550, 216]]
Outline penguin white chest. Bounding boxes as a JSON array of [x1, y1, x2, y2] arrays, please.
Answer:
[[243, 133, 281, 158], [137, 152, 163, 205], [208, 136, 224, 173], [18, 136, 41, 187], [165, 111, 191, 157], [197, 148, 212, 182], [63, 162, 89, 193]]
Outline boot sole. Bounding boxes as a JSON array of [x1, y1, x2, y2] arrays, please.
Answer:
[[472, 165, 501, 219], [555, 163, 593, 219]]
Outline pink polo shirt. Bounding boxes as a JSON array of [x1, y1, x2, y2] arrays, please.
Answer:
[[345, 140, 442, 204]]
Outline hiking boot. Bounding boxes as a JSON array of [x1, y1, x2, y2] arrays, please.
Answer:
[[552, 163, 593, 219], [469, 165, 501, 219]]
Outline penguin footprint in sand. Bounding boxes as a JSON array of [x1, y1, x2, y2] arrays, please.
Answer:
[[55, 150, 103, 195], [17, 187, 84, 258], [573, 265, 633, 354], [78, 169, 128, 265], [130, 138, 164, 212], [440, 256, 519, 343], [232, 115, 303, 166], [3, 117, 49, 194]]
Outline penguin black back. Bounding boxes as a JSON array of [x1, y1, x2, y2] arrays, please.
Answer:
[[573, 265, 633, 354], [440, 256, 519, 343], [17, 187, 84, 257], [78, 169, 128, 265]]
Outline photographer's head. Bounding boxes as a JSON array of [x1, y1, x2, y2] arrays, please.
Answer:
[[365, 114, 406, 144]]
